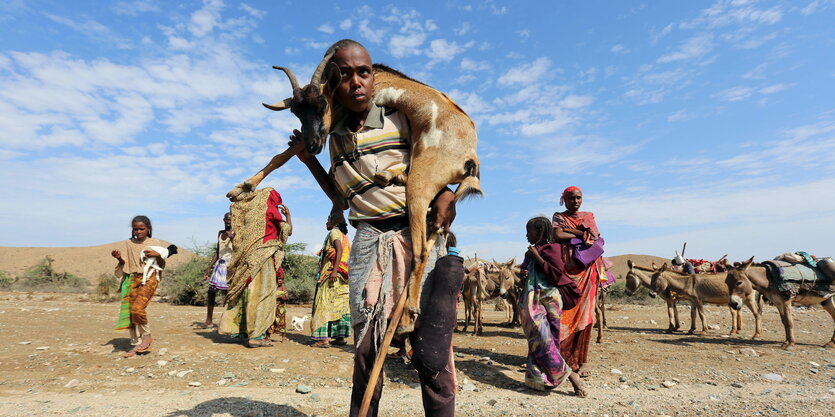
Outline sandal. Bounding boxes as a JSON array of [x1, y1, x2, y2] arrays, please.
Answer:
[[332, 338, 348, 346], [312, 341, 330, 348], [134, 336, 154, 353]]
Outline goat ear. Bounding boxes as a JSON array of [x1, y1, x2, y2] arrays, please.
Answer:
[[263, 97, 292, 111], [324, 62, 341, 93], [741, 256, 755, 270]]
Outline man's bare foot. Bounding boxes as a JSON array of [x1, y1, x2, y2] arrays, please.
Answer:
[[568, 372, 587, 398], [576, 364, 591, 378], [247, 339, 273, 348], [194, 322, 211, 329]]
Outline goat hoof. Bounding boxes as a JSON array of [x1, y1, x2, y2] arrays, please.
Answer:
[[395, 323, 414, 336]]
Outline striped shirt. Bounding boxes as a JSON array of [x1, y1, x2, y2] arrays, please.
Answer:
[[329, 102, 411, 221]]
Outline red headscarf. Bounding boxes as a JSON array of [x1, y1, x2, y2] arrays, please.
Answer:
[[560, 186, 582, 206]]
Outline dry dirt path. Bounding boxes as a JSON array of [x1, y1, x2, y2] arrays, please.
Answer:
[[0, 292, 833, 416]]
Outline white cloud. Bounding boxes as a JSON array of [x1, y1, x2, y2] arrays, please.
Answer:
[[667, 109, 693, 122], [717, 86, 753, 101], [460, 58, 489, 72], [758, 83, 789, 94], [426, 39, 464, 62], [45, 14, 132, 49], [657, 33, 714, 63], [454, 22, 471, 36], [497, 57, 552, 86], [240, 3, 266, 19], [559, 95, 594, 109], [610, 44, 626, 54], [189, 0, 224, 37], [316, 23, 334, 34], [447, 90, 492, 114], [358, 19, 386, 44], [113, 0, 159, 16], [339, 19, 352, 30], [389, 33, 426, 58]]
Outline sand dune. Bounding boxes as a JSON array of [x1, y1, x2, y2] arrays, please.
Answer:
[[0, 242, 196, 281]]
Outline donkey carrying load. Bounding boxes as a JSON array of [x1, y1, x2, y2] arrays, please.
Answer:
[[726, 256, 835, 349]]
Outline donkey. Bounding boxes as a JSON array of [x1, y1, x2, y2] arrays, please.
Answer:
[[460, 259, 518, 335], [652, 264, 762, 338], [228, 43, 482, 336], [726, 257, 835, 349], [625, 260, 684, 332], [460, 266, 485, 335]]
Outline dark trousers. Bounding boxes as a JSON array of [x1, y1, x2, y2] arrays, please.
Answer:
[[349, 325, 456, 417]]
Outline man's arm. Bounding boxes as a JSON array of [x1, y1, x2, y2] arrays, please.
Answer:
[[430, 187, 456, 233], [289, 130, 348, 210]]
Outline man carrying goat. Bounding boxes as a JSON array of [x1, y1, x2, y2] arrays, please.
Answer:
[[290, 39, 460, 417]]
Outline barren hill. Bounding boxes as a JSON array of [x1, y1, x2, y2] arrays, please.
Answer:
[[607, 254, 669, 279], [0, 242, 196, 281]]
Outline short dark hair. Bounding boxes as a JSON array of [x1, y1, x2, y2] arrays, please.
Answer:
[[326, 39, 367, 60], [445, 231, 458, 250], [131, 215, 153, 238], [526, 216, 553, 244]]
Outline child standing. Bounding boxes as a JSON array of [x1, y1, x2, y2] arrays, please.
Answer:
[[112, 215, 177, 357], [520, 216, 586, 396], [199, 212, 234, 328]]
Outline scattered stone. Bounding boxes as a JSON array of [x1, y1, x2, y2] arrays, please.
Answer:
[[739, 348, 758, 357], [19, 341, 31, 345], [35, 346, 49, 351], [762, 373, 783, 382], [671, 378, 681, 383], [223, 372, 236, 379], [296, 384, 312, 394], [158, 348, 168, 356], [188, 381, 201, 387], [216, 379, 227, 386], [646, 385, 659, 391], [269, 368, 286, 373], [310, 393, 321, 402], [628, 401, 638, 408], [64, 379, 79, 388], [724, 350, 735, 355], [454, 352, 464, 358], [462, 382, 478, 392], [282, 359, 290, 363], [157, 360, 168, 366], [707, 324, 720, 330], [176, 370, 193, 378], [731, 382, 743, 388], [809, 361, 820, 367], [661, 381, 676, 388], [829, 388, 835, 395], [619, 376, 628, 383], [125, 368, 136, 373], [167, 371, 177, 377], [708, 395, 720, 401], [611, 368, 623, 375], [810, 368, 819, 374], [487, 399, 497, 407], [649, 319, 657, 325]]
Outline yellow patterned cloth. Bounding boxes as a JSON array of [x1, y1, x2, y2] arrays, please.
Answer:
[[219, 188, 291, 339], [311, 229, 351, 336]]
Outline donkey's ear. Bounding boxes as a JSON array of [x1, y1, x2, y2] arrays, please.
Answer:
[[741, 256, 755, 270], [660, 263, 668, 272], [627, 259, 634, 270]]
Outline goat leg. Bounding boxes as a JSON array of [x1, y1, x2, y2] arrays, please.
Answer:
[[227, 142, 303, 201]]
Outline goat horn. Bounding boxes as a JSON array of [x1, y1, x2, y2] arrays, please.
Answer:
[[310, 48, 337, 86], [262, 97, 292, 111], [273, 66, 300, 91]]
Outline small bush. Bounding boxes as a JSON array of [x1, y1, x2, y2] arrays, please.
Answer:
[[96, 273, 121, 302], [18, 256, 89, 293], [0, 271, 15, 289], [605, 277, 659, 305], [283, 242, 319, 304], [160, 255, 212, 306]]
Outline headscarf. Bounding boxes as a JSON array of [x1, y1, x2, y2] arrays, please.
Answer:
[[560, 186, 582, 206]]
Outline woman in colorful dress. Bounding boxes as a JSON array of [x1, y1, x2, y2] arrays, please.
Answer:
[[553, 186, 607, 378], [520, 216, 586, 396], [310, 214, 352, 347], [219, 188, 292, 347], [199, 212, 234, 328], [112, 215, 177, 357]]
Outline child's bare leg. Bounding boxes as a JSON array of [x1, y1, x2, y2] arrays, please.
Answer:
[[204, 288, 216, 326], [568, 371, 587, 398]]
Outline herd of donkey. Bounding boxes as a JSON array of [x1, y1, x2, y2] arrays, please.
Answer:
[[457, 245, 835, 350]]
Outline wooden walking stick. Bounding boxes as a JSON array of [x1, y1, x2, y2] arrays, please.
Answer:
[[358, 233, 440, 417]]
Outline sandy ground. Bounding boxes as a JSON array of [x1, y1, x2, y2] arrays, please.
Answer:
[[0, 292, 834, 417]]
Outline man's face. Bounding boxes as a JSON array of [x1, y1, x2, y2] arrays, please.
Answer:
[[332, 45, 374, 114]]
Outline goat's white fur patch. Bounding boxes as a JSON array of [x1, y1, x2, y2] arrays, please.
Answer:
[[374, 87, 405, 104], [291, 315, 310, 331], [420, 101, 443, 148]]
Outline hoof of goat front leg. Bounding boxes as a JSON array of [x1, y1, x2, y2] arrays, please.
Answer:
[[226, 180, 255, 202]]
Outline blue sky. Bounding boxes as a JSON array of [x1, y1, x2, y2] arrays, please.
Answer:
[[1, 0, 834, 263]]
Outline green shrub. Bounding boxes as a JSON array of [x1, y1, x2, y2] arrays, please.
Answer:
[[283, 242, 319, 304], [0, 271, 14, 289], [18, 256, 89, 293], [605, 277, 659, 304], [160, 255, 212, 305]]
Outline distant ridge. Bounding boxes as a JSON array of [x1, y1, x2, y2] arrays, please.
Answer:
[[0, 242, 196, 281]]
